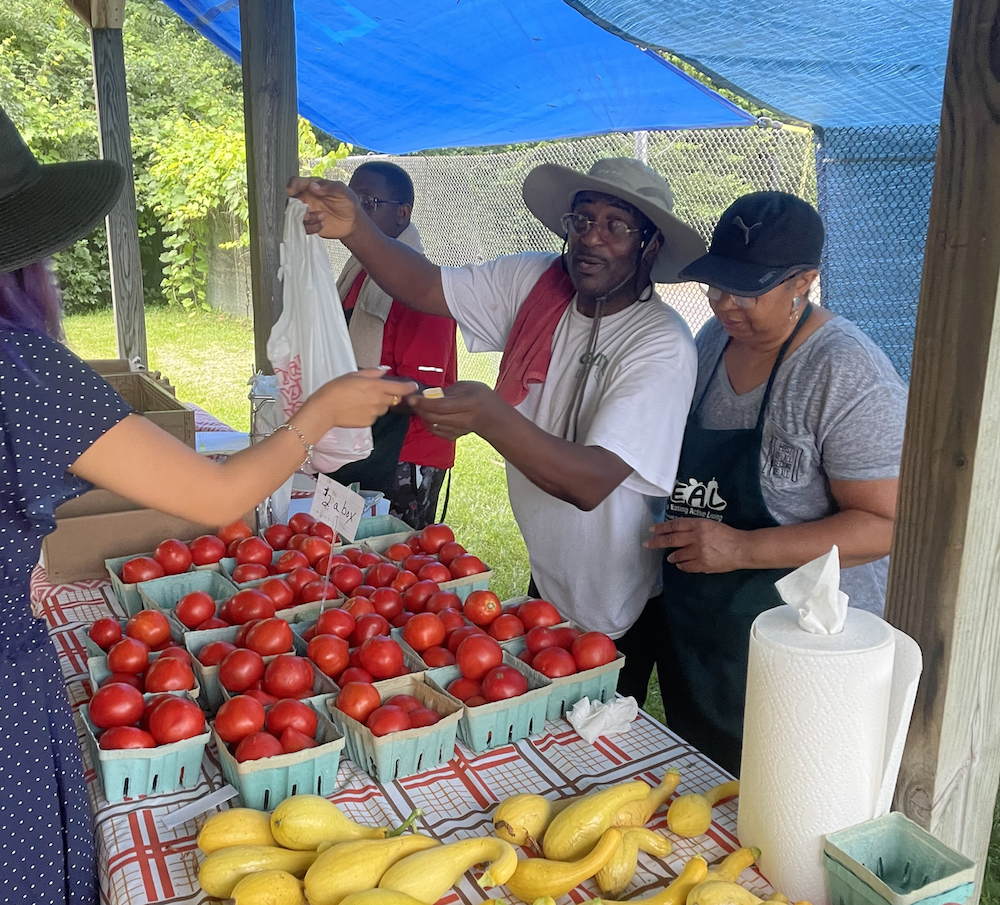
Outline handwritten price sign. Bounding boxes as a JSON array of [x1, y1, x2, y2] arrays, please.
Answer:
[[309, 475, 366, 542]]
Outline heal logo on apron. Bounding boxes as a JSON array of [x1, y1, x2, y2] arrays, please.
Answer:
[[669, 477, 728, 519]]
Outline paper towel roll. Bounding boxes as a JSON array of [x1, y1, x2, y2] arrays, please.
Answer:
[[737, 607, 897, 904]]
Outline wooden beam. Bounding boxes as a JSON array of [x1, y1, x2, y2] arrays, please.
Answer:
[[90, 0, 125, 30], [239, 0, 298, 374], [884, 0, 1000, 890], [63, 0, 91, 27], [91, 26, 147, 365]]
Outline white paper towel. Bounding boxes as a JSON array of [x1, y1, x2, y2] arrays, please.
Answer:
[[737, 606, 921, 904]]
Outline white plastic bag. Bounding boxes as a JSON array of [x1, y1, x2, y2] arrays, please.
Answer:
[[266, 198, 373, 473]]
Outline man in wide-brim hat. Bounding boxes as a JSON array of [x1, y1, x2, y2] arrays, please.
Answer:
[[289, 158, 702, 696]]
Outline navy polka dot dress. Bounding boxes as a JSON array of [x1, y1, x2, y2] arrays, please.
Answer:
[[0, 327, 130, 905]]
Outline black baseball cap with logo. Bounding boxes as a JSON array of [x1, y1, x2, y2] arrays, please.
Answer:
[[679, 191, 825, 296]]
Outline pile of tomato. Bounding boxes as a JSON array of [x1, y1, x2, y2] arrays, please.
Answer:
[[212, 644, 320, 705], [380, 523, 488, 584], [516, 625, 619, 678], [89, 685, 205, 751], [334, 685, 443, 737], [88, 610, 197, 694], [214, 695, 324, 762]]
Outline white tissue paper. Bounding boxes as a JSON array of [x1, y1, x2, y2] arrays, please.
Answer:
[[737, 547, 922, 905], [567, 696, 638, 744]]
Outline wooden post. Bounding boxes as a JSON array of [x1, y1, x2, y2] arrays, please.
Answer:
[[884, 0, 1000, 889], [90, 0, 146, 364], [239, 0, 298, 374]]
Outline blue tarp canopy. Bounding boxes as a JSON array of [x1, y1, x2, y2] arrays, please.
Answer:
[[159, 0, 753, 154]]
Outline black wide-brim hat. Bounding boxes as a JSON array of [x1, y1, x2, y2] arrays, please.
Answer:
[[0, 106, 125, 275]]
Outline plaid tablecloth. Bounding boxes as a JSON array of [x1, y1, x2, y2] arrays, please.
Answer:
[[29, 566, 773, 905]]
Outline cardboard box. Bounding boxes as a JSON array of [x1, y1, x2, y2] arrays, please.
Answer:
[[103, 372, 193, 446], [86, 360, 177, 395]]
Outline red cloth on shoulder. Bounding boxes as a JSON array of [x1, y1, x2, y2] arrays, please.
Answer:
[[495, 259, 576, 406]]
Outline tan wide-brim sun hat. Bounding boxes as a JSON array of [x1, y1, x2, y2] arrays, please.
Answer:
[[522, 157, 706, 283]]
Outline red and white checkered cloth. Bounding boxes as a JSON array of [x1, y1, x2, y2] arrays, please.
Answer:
[[29, 566, 773, 905]]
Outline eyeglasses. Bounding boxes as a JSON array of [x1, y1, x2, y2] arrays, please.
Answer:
[[701, 270, 807, 310], [357, 193, 403, 214], [560, 212, 642, 242]]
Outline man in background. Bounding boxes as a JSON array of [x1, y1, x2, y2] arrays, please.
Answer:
[[328, 161, 458, 527]]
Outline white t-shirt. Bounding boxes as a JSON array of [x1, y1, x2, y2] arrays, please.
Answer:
[[441, 252, 697, 637]]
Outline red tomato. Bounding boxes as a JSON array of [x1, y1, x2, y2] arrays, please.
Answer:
[[425, 591, 462, 614], [402, 554, 436, 575], [421, 646, 456, 667], [409, 707, 442, 728], [89, 682, 146, 729], [343, 547, 364, 564], [316, 608, 355, 639], [331, 564, 365, 596], [384, 694, 423, 713], [157, 646, 192, 665], [288, 512, 317, 535], [174, 591, 217, 629], [153, 538, 193, 575], [88, 617, 122, 651], [299, 580, 340, 604], [198, 640, 237, 667], [417, 562, 452, 584], [106, 637, 150, 674], [276, 550, 310, 574], [448, 554, 488, 579], [518, 648, 535, 666], [384, 543, 414, 562], [120, 556, 165, 584], [481, 665, 529, 702], [144, 656, 196, 691], [456, 635, 503, 680], [350, 613, 391, 647], [532, 647, 578, 678], [140, 693, 174, 731], [447, 624, 486, 655], [234, 619, 261, 648], [519, 599, 563, 630], [391, 570, 419, 594], [245, 618, 294, 656], [391, 612, 412, 629], [358, 636, 404, 680], [418, 523, 455, 554], [552, 626, 583, 649], [342, 596, 375, 618], [446, 676, 481, 701], [218, 520, 253, 545], [99, 726, 157, 750], [263, 523, 295, 550], [307, 634, 350, 679], [235, 730, 284, 762], [244, 688, 280, 707], [214, 694, 266, 744], [263, 654, 314, 698], [401, 612, 447, 652], [526, 626, 562, 655], [572, 632, 619, 670], [436, 541, 466, 566], [366, 705, 411, 737], [437, 608, 466, 636], [226, 538, 243, 558], [367, 563, 400, 589], [339, 666, 374, 684], [147, 695, 205, 744], [287, 533, 310, 551], [102, 672, 143, 691], [463, 590, 503, 627], [232, 563, 270, 584], [354, 585, 378, 599], [188, 534, 227, 565], [218, 648, 266, 692], [403, 580, 440, 613], [265, 698, 319, 737], [370, 587, 403, 621], [466, 694, 488, 707], [321, 554, 352, 571], [309, 521, 336, 542], [236, 536, 274, 566], [300, 536, 332, 567], [355, 551, 383, 569], [302, 626, 317, 642], [336, 682, 382, 722], [286, 567, 321, 597], [196, 617, 230, 630], [489, 613, 526, 641], [406, 535, 424, 553], [257, 577, 294, 610], [227, 589, 277, 624], [280, 726, 319, 753]]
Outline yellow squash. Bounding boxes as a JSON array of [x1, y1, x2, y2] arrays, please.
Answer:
[[598, 854, 710, 905], [378, 836, 518, 903], [197, 807, 276, 854], [612, 770, 682, 828], [705, 848, 759, 883], [492, 794, 571, 846], [507, 827, 621, 901], [666, 781, 740, 838], [230, 869, 305, 905], [542, 781, 649, 861], [270, 795, 387, 850], [686, 880, 765, 905], [303, 835, 440, 905], [340, 891, 429, 905], [197, 844, 319, 899], [596, 827, 673, 897]]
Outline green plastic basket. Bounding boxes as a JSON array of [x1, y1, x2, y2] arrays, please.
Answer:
[[425, 652, 552, 752], [138, 569, 238, 622], [105, 553, 217, 616], [81, 692, 210, 803], [214, 697, 345, 810], [326, 674, 462, 782], [353, 514, 412, 545], [824, 812, 976, 905]]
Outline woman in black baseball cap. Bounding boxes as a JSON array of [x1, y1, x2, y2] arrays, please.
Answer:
[[642, 192, 908, 775], [0, 105, 409, 905]]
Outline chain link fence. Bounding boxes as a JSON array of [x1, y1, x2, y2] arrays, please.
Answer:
[[319, 123, 816, 386]]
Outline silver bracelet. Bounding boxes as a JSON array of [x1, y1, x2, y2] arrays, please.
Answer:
[[275, 422, 314, 467]]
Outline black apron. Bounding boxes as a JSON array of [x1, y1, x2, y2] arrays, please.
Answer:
[[658, 306, 811, 775]]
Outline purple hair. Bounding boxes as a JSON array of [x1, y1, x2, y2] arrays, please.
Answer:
[[0, 261, 65, 341]]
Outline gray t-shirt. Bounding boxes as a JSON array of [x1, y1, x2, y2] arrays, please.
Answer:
[[693, 314, 908, 615]]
